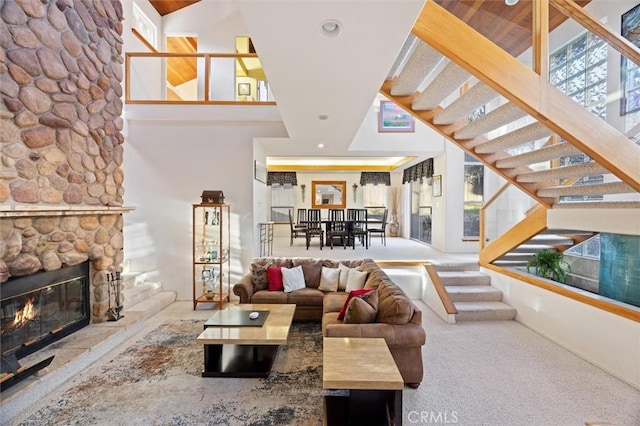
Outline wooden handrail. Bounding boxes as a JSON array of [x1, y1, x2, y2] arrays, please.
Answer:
[[131, 28, 158, 53], [412, 1, 640, 192], [480, 206, 548, 264], [550, 0, 640, 67], [424, 264, 458, 315], [127, 52, 258, 59]]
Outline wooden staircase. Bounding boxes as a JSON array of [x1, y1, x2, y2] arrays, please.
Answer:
[[381, 1, 640, 212]]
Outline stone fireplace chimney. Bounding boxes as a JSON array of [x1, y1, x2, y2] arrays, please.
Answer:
[[1, 0, 129, 322]]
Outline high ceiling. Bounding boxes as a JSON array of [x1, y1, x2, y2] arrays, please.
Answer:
[[145, 0, 589, 169]]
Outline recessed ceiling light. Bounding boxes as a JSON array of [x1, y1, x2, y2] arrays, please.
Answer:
[[320, 19, 341, 38], [317, 114, 329, 120], [505, 0, 519, 5], [317, 143, 325, 148]]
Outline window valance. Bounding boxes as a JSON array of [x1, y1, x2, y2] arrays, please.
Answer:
[[267, 172, 297, 186], [402, 158, 434, 184], [360, 172, 391, 186]]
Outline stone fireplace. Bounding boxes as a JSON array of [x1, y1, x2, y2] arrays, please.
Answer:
[[1, 0, 128, 330]]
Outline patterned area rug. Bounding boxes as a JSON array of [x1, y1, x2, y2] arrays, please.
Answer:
[[19, 321, 324, 425]]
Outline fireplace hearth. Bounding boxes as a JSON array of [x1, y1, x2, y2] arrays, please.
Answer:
[[1, 262, 90, 391]]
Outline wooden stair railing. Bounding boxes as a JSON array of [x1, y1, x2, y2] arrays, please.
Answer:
[[400, 0, 640, 193], [424, 264, 458, 315]]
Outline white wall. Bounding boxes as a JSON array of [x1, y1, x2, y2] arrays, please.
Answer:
[[487, 269, 640, 389], [124, 120, 287, 301]]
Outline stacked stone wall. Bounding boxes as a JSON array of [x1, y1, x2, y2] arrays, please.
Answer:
[[0, 0, 125, 322]]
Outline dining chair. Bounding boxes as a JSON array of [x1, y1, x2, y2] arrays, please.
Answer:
[[328, 209, 345, 222], [326, 220, 349, 249], [305, 208, 324, 250], [295, 208, 308, 230], [288, 210, 306, 246], [367, 208, 388, 246], [348, 208, 368, 249]]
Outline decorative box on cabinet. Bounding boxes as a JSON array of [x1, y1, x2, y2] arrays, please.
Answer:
[[192, 203, 231, 310]]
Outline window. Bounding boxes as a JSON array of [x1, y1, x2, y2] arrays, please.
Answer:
[[270, 184, 294, 222], [463, 153, 483, 239], [132, 3, 157, 48], [550, 33, 606, 202], [363, 184, 387, 207]]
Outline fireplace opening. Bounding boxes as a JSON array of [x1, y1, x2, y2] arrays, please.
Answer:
[[1, 261, 90, 391]]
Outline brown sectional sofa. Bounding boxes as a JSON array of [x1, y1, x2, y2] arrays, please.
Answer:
[[232, 257, 426, 387]]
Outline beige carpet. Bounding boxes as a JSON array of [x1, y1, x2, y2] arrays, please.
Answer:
[[11, 301, 639, 425]]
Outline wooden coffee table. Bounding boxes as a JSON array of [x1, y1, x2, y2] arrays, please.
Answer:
[[196, 303, 295, 378], [323, 337, 404, 425]]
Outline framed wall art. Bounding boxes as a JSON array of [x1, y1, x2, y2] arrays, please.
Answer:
[[254, 160, 267, 183], [433, 175, 442, 197], [378, 100, 414, 133], [238, 82, 251, 96]]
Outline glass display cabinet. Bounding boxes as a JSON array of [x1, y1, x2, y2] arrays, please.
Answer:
[[192, 203, 230, 309]]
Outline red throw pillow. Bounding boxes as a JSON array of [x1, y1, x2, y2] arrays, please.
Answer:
[[267, 266, 284, 291], [337, 288, 375, 321]]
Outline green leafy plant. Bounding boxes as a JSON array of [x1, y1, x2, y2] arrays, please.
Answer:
[[527, 249, 571, 283]]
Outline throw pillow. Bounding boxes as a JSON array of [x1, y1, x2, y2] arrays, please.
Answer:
[[345, 269, 368, 292], [337, 263, 350, 291], [267, 266, 284, 291], [251, 261, 271, 291], [343, 297, 376, 324], [318, 266, 340, 292], [337, 288, 375, 321], [282, 265, 306, 293], [296, 260, 323, 288]]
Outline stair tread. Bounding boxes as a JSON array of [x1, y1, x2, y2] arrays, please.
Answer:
[[446, 285, 500, 293], [454, 301, 516, 311], [438, 271, 488, 278]]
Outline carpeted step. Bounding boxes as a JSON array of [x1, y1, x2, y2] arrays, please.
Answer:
[[432, 262, 479, 272], [492, 260, 529, 267], [497, 253, 537, 262], [438, 271, 491, 286], [495, 142, 581, 168], [454, 102, 526, 140], [511, 244, 556, 253], [517, 162, 608, 183], [433, 83, 498, 125], [475, 122, 553, 154], [529, 235, 575, 245], [540, 229, 593, 235], [412, 61, 470, 110], [391, 42, 443, 96], [447, 285, 503, 302], [454, 302, 517, 321], [537, 181, 635, 198], [553, 201, 640, 209], [385, 34, 416, 81], [123, 281, 162, 309]]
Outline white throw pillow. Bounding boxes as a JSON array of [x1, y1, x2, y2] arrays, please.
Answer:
[[282, 265, 306, 293], [338, 263, 351, 291], [345, 269, 368, 292], [318, 266, 340, 292]]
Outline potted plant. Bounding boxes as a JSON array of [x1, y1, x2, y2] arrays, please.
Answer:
[[527, 249, 571, 283]]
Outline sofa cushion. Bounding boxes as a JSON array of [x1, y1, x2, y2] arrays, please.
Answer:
[[345, 269, 368, 292], [318, 266, 340, 292], [292, 259, 323, 289], [286, 288, 325, 306], [323, 292, 348, 314], [282, 265, 306, 293], [251, 261, 272, 291], [344, 298, 373, 324], [251, 289, 288, 304], [376, 282, 414, 325], [337, 288, 375, 321], [267, 266, 284, 291]]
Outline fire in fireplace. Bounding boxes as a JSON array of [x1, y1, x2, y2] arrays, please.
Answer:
[[1, 261, 90, 391]]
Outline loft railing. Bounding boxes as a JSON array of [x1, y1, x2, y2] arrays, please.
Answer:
[[125, 52, 276, 105], [125, 30, 276, 105]]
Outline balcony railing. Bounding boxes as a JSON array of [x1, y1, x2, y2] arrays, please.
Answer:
[[125, 51, 276, 105]]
